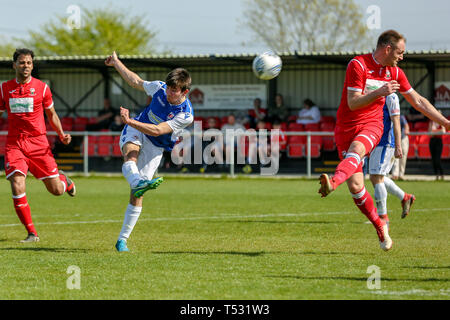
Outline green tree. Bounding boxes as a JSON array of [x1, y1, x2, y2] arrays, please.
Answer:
[[23, 7, 158, 56], [241, 0, 373, 52]]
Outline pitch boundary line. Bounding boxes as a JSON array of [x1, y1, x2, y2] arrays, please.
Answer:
[[0, 207, 448, 228]]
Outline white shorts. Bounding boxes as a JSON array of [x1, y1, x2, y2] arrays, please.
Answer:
[[119, 125, 164, 180], [369, 145, 395, 176]]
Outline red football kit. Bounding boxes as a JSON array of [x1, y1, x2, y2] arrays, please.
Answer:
[[0, 77, 59, 179], [335, 53, 412, 160]]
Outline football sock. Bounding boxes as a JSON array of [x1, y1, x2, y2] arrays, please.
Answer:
[[58, 174, 67, 193], [12, 193, 37, 236], [383, 176, 405, 200], [118, 204, 142, 241], [351, 187, 382, 229], [122, 161, 141, 188], [373, 183, 388, 216], [333, 152, 361, 187]]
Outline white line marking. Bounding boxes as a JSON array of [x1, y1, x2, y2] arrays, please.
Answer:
[[0, 208, 448, 228], [361, 289, 450, 296]]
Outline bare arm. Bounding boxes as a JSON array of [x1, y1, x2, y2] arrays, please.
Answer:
[[44, 107, 71, 145], [403, 90, 450, 131], [105, 52, 145, 92], [347, 80, 400, 111], [391, 115, 402, 158], [120, 106, 172, 136]]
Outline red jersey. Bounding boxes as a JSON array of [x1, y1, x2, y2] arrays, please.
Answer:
[[0, 77, 53, 138], [336, 53, 412, 128]]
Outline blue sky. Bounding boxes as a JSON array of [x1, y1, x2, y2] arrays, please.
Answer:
[[0, 0, 449, 54]]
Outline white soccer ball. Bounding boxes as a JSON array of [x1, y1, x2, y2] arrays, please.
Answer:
[[252, 52, 282, 80]]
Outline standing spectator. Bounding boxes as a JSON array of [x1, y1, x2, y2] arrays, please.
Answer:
[[109, 114, 125, 132], [267, 93, 290, 123], [200, 117, 222, 173], [297, 98, 321, 125], [391, 114, 409, 180], [429, 115, 446, 180], [406, 106, 426, 124], [87, 98, 118, 131], [248, 98, 267, 128], [221, 114, 246, 167]]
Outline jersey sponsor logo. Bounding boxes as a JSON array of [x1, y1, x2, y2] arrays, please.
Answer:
[[9, 97, 34, 113], [147, 110, 164, 124], [364, 79, 387, 94]]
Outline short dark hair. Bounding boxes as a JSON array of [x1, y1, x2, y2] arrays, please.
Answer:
[[303, 99, 314, 107], [165, 68, 191, 92], [13, 48, 34, 62], [376, 30, 406, 49]]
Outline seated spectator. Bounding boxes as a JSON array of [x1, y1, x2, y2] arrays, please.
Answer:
[[87, 98, 118, 131], [267, 94, 290, 124], [297, 98, 321, 125], [271, 120, 287, 152], [109, 114, 125, 132], [406, 106, 426, 124], [248, 98, 267, 128]]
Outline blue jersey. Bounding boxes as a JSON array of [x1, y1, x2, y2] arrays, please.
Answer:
[[378, 93, 400, 148], [135, 81, 194, 151]]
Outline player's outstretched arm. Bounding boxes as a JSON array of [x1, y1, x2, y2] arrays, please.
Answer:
[[391, 115, 403, 159], [105, 51, 145, 92], [44, 107, 71, 145], [120, 106, 172, 136], [403, 90, 450, 131]]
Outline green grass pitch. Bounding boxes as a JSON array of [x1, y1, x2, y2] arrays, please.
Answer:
[[0, 176, 448, 300]]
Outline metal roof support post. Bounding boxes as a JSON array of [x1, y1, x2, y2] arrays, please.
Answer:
[[426, 62, 436, 105]]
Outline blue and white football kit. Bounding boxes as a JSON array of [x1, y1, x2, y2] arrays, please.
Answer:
[[120, 81, 194, 181], [116, 80, 193, 249], [369, 93, 400, 176]]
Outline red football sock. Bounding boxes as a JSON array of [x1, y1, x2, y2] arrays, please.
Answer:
[[351, 187, 382, 229], [13, 194, 38, 236], [333, 152, 362, 187]]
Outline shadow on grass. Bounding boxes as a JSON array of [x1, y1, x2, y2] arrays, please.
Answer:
[[152, 251, 265, 257], [266, 275, 450, 282], [403, 266, 450, 270], [220, 220, 337, 225], [0, 247, 91, 253]]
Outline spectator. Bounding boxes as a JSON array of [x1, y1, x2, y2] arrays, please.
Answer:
[[391, 114, 409, 180], [200, 117, 222, 173], [297, 98, 321, 124], [248, 98, 267, 128], [428, 115, 446, 180], [271, 120, 287, 152], [267, 94, 290, 123], [109, 114, 125, 132], [87, 98, 118, 131], [243, 120, 268, 174], [405, 106, 426, 124], [221, 114, 246, 167]]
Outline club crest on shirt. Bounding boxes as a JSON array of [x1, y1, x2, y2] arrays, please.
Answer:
[[167, 112, 175, 120], [385, 70, 391, 79], [30, 88, 36, 96]]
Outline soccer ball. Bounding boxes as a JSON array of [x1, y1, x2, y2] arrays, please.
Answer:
[[252, 52, 282, 80]]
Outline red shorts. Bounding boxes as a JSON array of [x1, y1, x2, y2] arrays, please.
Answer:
[[335, 123, 383, 161], [5, 134, 59, 180]]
